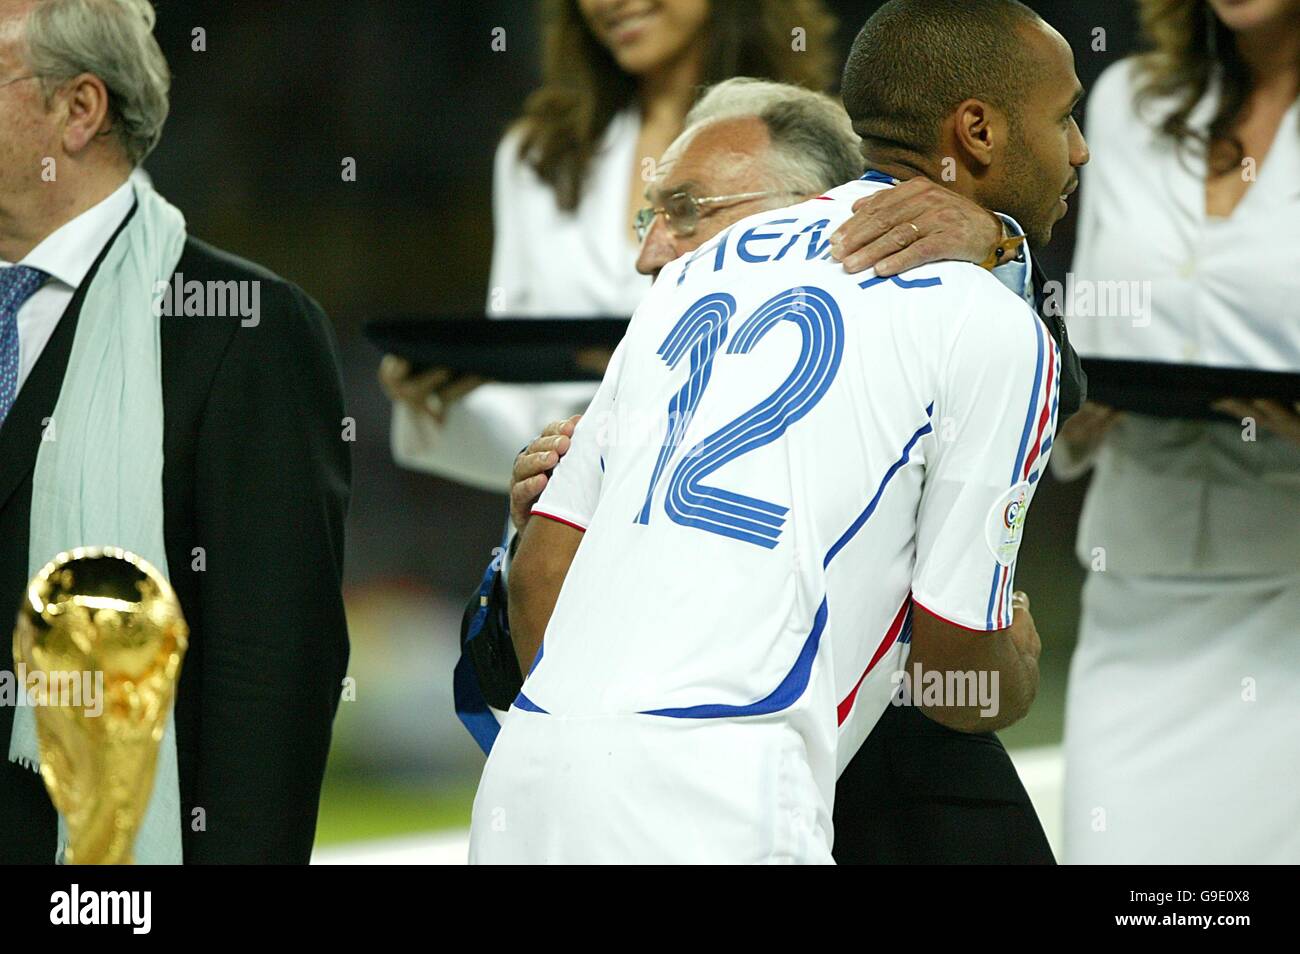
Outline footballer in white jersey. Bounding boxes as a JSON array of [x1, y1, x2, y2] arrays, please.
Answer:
[[469, 174, 1060, 864]]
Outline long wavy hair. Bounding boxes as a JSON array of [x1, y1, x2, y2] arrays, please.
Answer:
[[1134, 0, 1300, 175], [516, 0, 839, 211]]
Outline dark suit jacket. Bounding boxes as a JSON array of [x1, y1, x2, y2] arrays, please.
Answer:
[[0, 210, 351, 863], [1035, 260, 1086, 419]]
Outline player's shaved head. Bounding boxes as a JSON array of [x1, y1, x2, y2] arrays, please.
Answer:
[[841, 0, 1089, 251], [842, 0, 1044, 156]]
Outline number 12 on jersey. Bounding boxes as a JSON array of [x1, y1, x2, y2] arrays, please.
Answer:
[[635, 285, 845, 549]]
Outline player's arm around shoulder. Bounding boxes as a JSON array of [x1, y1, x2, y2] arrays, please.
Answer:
[[908, 275, 1058, 734], [910, 597, 1042, 734]]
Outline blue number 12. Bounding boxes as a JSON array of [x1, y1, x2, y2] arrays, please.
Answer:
[[637, 285, 844, 549]]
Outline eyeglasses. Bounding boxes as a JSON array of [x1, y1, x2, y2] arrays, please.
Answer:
[[0, 74, 40, 91], [634, 190, 795, 243]]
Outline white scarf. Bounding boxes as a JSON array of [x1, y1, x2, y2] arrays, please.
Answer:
[[8, 177, 187, 864]]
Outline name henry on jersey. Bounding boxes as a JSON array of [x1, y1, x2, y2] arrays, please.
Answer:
[[673, 207, 942, 302]]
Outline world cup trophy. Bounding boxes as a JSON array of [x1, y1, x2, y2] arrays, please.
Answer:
[[12, 547, 188, 864]]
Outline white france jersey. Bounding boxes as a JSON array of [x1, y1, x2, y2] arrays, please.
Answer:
[[522, 174, 1058, 809]]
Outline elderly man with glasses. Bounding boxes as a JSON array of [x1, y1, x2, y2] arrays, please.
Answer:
[[456, 77, 1083, 864], [632, 189, 802, 245]]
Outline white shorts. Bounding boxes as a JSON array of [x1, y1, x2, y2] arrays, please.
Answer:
[[469, 707, 833, 864]]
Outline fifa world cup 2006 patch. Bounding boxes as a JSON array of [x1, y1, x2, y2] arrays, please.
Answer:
[[985, 481, 1031, 567]]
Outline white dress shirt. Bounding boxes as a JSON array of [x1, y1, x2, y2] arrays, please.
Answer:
[[1059, 60, 1300, 575], [390, 109, 650, 492], [1, 179, 135, 398]]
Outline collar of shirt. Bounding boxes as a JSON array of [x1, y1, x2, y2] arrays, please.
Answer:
[[992, 212, 1034, 306], [860, 169, 897, 186], [1, 177, 136, 288]]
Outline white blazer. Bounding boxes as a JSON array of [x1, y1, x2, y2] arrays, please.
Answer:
[[1057, 59, 1300, 577], [391, 108, 650, 492]]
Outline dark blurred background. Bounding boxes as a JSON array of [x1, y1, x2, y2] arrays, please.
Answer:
[[141, 0, 1142, 848]]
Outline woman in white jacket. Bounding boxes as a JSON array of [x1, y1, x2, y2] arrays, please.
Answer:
[[381, 0, 838, 492], [1056, 0, 1300, 863]]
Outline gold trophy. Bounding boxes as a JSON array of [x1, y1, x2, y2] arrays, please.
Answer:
[[12, 547, 188, 864]]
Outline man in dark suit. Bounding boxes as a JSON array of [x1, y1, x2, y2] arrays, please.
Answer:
[[0, 0, 348, 863]]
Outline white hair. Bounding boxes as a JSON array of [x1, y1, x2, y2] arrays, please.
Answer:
[[678, 77, 863, 195], [24, 0, 171, 165]]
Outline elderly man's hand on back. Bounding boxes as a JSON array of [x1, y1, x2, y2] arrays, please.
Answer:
[[830, 177, 1005, 276]]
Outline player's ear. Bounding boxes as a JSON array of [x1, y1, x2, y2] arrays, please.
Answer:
[[952, 99, 998, 170]]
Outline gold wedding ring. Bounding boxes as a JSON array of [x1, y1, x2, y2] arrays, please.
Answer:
[[896, 222, 920, 248]]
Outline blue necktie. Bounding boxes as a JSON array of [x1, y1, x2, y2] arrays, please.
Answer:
[[0, 265, 48, 429]]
